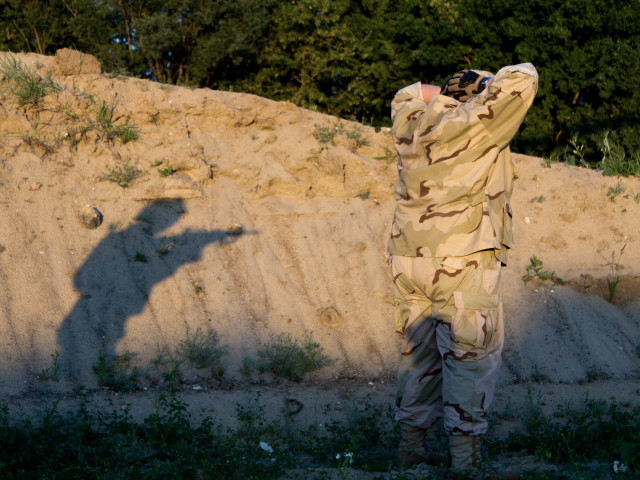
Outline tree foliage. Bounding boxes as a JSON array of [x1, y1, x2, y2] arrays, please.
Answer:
[[1, 0, 639, 166]]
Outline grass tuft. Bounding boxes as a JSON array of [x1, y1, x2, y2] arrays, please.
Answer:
[[356, 188, 371, 200], [176, 327, 226, 370], [346, 124, 370, 152], [93, 97, 139, 143], [158, 163, 175, 177], [0, 55, 60, 107], [373, 146, 397, 163], [100, 162, 145, 188], [606, 244, 626, 303], [256, 330, 333, 381], [93, 350, 139, 392], [606, 180, 625, 202]]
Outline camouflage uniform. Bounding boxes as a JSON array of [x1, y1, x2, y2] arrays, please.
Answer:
[[389, 64, 538, 436]]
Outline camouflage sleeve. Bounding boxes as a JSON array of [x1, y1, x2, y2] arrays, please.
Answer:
[[391, 82, 424, 123], [465, 63, 538, 148]]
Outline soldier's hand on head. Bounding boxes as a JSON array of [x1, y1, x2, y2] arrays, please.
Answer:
[[441, 70, 493, 102]]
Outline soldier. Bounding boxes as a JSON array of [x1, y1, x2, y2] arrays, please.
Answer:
[[389, 64, 538, 477]]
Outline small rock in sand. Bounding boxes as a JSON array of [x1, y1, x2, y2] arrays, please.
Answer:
[[77, 205, 103, 229]]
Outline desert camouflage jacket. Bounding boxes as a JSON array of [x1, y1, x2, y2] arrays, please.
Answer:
[[388, 63, 538, 264]]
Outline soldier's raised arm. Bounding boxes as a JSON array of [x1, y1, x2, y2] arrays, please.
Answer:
[[461, 63, 538, 149]]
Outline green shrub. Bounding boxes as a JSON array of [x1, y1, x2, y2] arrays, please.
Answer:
[[522, 255, 564, 285], [256, 331, 332, 380], [600, 131, 640, 177], [93, 350, 139, 392], [100, 162, 145, 188], [176, 327, 225, 370]]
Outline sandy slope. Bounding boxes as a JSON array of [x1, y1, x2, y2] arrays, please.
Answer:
[[0, 51, 639, 446]]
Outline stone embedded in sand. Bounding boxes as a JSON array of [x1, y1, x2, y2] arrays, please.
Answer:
[[55, 48, 102, 75], [0, 245, 5, 254], [226, 224, 244, 236], [76, 205, 103, 229], [318, 306, 344, 328]]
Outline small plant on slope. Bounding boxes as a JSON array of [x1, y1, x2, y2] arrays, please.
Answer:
[[92, 96, 139, 143], [99, 162, 145, 188], [35, 351, 60, 381], [373, 146, 397, 163], [606, 244, 626, 303], [600, 130, 640, 177], [176, 326, 226, 370], [346, 124, 370, 152], [256, 330, 333, 381], [92, 350, 139, 392], [0, 55, 60, 108], [522, 255, 564, 285]]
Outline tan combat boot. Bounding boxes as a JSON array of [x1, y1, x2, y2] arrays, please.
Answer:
[[397, 424, 450, 468], [449, 435, 482, 472], [448, 435, 523, 480]]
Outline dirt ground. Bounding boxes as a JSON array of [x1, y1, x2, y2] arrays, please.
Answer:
[[1, 50, 639, 477]]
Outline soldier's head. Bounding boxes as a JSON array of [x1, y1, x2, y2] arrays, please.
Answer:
[[441, 69, 494, 102]]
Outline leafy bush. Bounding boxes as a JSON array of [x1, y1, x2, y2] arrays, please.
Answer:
[[522, 255, 564, 285], [176, 327, 225, 370], [256, 331, 332, 380]]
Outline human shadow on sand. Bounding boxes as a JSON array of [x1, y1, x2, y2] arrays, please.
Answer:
[[58, 200, 250, 385]]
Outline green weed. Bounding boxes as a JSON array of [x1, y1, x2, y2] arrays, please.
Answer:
[[313, 121, 344, 150], [606, 244, 626, 303], [600, 130, 640, 177], [373, 146, 397, 163], [522, 255, 564, 285], [346, 124, 370, 152], [176, 327, 226, 371], [134, 251, 148, 263], [93, 350, 139, 392], [560, 133, 590, 168], [256, 331, 333, 381], [236, 390, 269, 438], [606, 180, 626, 202], [356, 188, 370, 200], [151, 344, 184, 382], [100, 162, 145, 188], [0, 55, 60, 108], [158, 163, 175, 177], [492, 395, 640, 476], [35, 350, 60, 381], [152, 327, 226, 382], [542, 156, 557, 168], [92, 97, 139, 143]]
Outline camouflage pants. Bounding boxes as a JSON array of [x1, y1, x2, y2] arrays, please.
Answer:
[[391, 250, 504, 436]]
